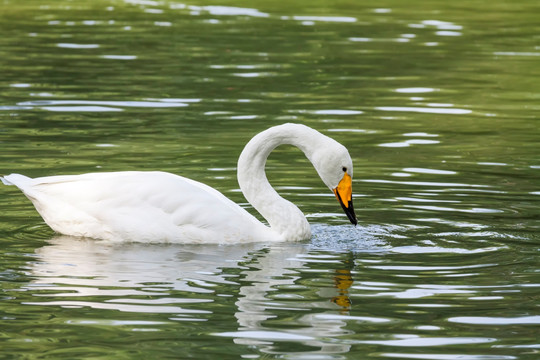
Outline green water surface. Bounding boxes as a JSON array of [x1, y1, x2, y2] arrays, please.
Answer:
[[1, 0, 539, 359]]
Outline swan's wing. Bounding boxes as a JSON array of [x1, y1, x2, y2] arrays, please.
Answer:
[[4, 171, 267, 242]]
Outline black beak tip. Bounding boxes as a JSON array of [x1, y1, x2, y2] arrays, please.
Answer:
[[346, 211, 358, 226], [335, 189, 358, 226], [343, 201, 357, 226]]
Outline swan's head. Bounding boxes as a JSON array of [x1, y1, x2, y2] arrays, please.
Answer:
[[310, 141, 358, 226]]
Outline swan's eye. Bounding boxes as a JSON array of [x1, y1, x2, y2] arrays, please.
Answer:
[[342, 167, 347, 172]]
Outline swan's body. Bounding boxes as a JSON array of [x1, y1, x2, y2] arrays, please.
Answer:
[[2, 123, 357, 243]]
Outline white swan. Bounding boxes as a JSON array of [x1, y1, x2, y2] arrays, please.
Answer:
[[1, 123, 357, 243]]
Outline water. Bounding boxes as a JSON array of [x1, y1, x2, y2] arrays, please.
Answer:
[[1, 0, 539, 358]]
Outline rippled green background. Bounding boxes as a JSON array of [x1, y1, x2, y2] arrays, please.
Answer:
[[1, 0, 539, 359]]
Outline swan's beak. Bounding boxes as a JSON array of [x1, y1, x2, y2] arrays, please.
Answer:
[[333, 173, 358, 225]]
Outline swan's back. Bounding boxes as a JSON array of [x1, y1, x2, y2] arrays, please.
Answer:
[[2, 171, 273, 243]]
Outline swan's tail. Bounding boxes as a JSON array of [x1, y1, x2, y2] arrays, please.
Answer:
[[1, 174, 32, 188], [1, 176, 12, 185]]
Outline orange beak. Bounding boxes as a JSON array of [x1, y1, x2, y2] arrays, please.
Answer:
[[333, 173, 357, 225]]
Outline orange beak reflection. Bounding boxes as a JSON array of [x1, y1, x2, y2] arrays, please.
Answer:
[[333, 173, 358, 225]]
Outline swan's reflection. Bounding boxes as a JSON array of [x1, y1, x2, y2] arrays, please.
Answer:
[[28, 236, 261, 313], [27, 235, 357, 356], [229, 243, 354, 355]]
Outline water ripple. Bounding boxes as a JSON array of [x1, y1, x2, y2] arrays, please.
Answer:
[[361, 179, 489, 188], [402, 168, 456, 175], [405, 205, 503, 214], [100, 55, 137, 60], [395, 87, 436, 93], [379, 139, 441, 147], [23, 300, 211, 314], [57, 43, 100, 49], [449, 315, 540, 325], [389, 245, 504, 254], [18, 100, 189, 108], [288, 16, 357, 23], [9, 99, 190, 112], [383, 353, 515, 360], [214, 330, 314, 341], [360, 336, 496, 347], [187, 5, 269, 18], [376, 106, 472, 115]]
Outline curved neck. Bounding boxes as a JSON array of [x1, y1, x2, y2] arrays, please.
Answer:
[[237, 124, 326, 240]]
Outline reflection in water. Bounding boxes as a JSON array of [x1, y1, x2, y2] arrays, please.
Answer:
[[331, 269, 353, 312], [14, 220, 539, 357], [29, 236, 251, 291], [220, 245, 357, 355], [26, 234, 364, 356]]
